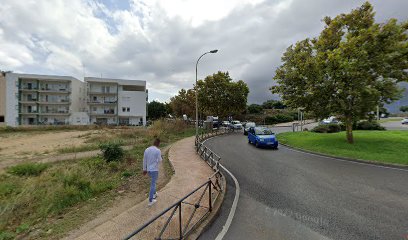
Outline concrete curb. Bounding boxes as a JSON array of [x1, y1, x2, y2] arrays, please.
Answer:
[[280, 143, 408, 170]]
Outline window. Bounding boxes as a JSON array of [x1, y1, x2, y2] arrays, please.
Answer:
[[93, 107, 97, 111], [122, 85, 145, 91], [0, 116, 4, 122], [122, 107, 126, 112], [127, 107, 130, 112]]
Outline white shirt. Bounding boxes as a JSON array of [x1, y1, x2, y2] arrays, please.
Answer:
[[143, 146, 162, 172]]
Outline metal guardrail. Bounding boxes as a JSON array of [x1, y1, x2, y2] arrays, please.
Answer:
[[124, 129, 231, 240], [124, 174, 222, 240], [195, 127, 234, 146]]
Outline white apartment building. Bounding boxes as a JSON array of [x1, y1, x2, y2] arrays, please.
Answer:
[[0, 73, 147, 126], [86, 77, 147, 126]]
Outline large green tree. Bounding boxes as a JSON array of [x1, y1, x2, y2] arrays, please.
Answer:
[[247, 104, 263, 114], [147, 101, 168, 120], [169, 88, 196, 117], [400, 106, 408, 112], [197, 71, 249, 117], [272, 2, 408, 143], [262, 100, 287, 109]]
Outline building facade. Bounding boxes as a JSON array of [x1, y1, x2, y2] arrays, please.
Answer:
[[0, 73, 147, 126], [86, 77, 147, 126]]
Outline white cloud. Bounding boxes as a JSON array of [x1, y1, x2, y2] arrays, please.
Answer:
[[0, 0, 407, 103]]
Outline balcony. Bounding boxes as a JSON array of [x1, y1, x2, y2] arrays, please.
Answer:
[[88, 91, 117, 96], [90, 109, 116, 116], [38, 110, 70, 116], [37, 99, 70, 104], [19, 110, 38, 115], [88, 100, 117, 105], [19, 98, 38, 104], [19, 87, 38, 92], [38, 87, 71, 94]]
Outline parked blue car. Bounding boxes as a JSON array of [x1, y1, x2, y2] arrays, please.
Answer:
[[248, 127, 278, 149]]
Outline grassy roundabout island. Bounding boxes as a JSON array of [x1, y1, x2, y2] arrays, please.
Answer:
[[278, 131, 408, 166]]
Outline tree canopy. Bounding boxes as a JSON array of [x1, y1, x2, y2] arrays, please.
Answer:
[[262, 100, 286, 109], [272, 2, 408, 143], [169, 89, 196, 118], [247, 104, 263, 114], [169, 71, 249, 118], [400, 106, 408, 112], [147, 101, 168, 120], [197, 71, 249, 117]]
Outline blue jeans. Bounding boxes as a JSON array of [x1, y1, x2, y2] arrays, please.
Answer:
[[148, 171, 158, 202]]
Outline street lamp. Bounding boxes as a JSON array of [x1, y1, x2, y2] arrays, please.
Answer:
[[195, 49, 218, 141]]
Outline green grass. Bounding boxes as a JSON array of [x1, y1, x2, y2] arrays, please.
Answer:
[[0, 120, 195, 239], [278, 131, 408, 165], [6, 163, 50, 176], [378, 118, 402, 123]]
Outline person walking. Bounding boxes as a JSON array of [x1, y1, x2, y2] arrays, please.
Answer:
[[143, 138, 162, 206]]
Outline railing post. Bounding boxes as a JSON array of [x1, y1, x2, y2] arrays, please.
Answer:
[[179, 202, 182, 240], [208, 181, 212, 212]]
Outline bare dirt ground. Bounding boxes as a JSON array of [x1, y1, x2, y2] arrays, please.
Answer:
[[0, 130, 100, 169]]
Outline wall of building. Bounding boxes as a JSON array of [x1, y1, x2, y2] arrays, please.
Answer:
[[0, 74, 6, 125], [70, 79, 87, 113], [5, 73, 19, 126], [118, 88, 147, 125], [0, 74, 147, 126]]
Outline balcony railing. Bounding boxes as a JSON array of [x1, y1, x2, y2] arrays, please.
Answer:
[[88, 100, 117, 104], [19, 99, 38, 102], [19, 110, 38, 114], [39, 110, 70, 114], [38, 87, 71, 93], [20, 87, 38, 91], [37, 99, 70, 104], [88, 91, 117, 95]]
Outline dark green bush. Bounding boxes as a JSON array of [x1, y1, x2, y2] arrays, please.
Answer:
[[356, 121, 385, 130], [311, 124, 341, 133], [99, 142, 124, 162], [265, 114, 294, 125], [339, 121, 385, 131], [6, 163, 49, 176]]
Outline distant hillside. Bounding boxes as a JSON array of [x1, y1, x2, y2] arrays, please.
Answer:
[[386, 82, 408, 113]]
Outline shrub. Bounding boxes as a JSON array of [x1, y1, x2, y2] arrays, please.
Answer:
[[99, 142, 124, 162], [356, 121, 385, 130], [7, 163, 49, 176], [311, 124, 341, 133], [264, 114, 294, 125], [0, 231, 15, 240]]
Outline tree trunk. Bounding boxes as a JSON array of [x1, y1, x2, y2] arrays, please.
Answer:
[[346, 121, 354, 144]]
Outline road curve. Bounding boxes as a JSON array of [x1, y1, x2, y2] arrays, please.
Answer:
[[199, 132, 408, 240]]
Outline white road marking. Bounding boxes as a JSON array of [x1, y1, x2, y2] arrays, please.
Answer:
[[281, 145, 408, 173], [215, 163, 240, 240], [201, 136, 240, 240]]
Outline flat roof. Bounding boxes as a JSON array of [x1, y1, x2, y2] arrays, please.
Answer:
[[8, 73, 81, 82], [85, 77, 146, 86]]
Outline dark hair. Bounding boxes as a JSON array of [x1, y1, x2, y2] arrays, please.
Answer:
[[154, 138, 161, 146]]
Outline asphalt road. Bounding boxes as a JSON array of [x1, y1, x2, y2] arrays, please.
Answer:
[[199, 131, 408, 240], [382, 120, 408, 130]]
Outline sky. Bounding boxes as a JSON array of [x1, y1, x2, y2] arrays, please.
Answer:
[[0, 0, 407, 106]]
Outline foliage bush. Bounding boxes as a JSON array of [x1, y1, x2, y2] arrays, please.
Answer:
[[356, 121, 385, 130], [311, 124, 342, 133], [6, 163, 49, 176], [99, 142, 124, 162], [264, 114, 294, 125], [338, 121, 385, 131]]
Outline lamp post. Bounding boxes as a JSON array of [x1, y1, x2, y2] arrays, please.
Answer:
[[195, 49, 218, 141]]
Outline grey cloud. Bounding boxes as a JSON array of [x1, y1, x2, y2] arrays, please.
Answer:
[[0, 0, 407, 106]]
